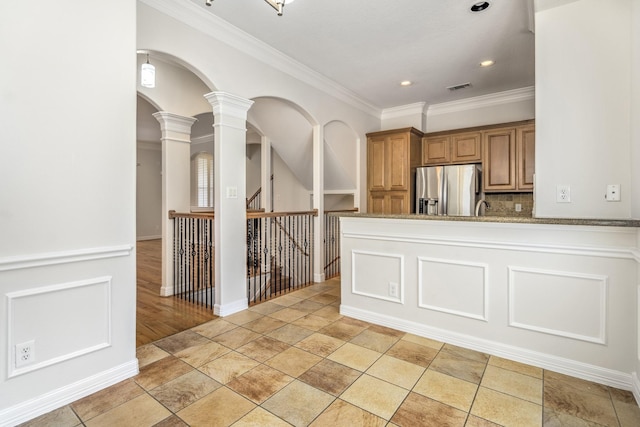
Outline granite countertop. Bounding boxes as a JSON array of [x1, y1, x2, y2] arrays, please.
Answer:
[[332, 212, 640, 228]]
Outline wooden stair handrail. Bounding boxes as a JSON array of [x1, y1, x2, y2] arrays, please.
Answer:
[[324, 208, 359, 214], [246, 187, 261, 208], [169, 210, 215, 219], [246, 209, 318, 219]]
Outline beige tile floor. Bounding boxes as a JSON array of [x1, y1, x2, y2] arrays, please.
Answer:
[[21, 278, 640, 427]]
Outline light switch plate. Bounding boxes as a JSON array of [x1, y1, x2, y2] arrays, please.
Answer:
[[226, 186, 238, 199]]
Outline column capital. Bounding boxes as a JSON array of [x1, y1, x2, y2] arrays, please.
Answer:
[[204, 92, 254, 120], [152, 112, 197, 136]]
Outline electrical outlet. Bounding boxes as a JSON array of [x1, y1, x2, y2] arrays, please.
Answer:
[[556, 185, 571, 203], [389, 282, 399, 298], [15, 340, 35, 368], [605, 184, 620, 201], [515, 203, 522, 212]]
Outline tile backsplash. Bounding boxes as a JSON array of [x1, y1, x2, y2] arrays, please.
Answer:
[[484, 193, 533, 217]]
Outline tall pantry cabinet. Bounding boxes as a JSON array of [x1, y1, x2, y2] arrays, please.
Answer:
[[367, 128, 423, 214]]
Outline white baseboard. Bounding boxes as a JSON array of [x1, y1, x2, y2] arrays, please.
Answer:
[[0, 359, 139, 427], [632, 372, 640, 406], [215, 298, 248, 317], [340, 304, 635, 391], [314, 273, 326, 283], [160, 285, 174, 297], [136, 235, 161, 241]]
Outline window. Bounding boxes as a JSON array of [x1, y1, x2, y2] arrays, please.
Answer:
[[193, 152, 213, 207]]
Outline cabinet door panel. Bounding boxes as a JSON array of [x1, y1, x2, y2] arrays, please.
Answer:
[[423, 136, 450, 165], [368, 192, 386, 214], [388, 135, 408, 190], [518, 126, 535, 190], [451, 132, 481, 163], [388, 192, 409, 214], [483, 129, 516, 191], [368, 137, 387, 191]]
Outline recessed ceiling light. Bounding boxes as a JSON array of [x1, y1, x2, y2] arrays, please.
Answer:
[[471, 1, 490, 12], [480, 60, 495, 67], [400, 80, 413, 87]]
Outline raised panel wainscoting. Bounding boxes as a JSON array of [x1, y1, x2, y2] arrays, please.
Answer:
[[339, 216, 640, 400], [0, 244, 138, 426]]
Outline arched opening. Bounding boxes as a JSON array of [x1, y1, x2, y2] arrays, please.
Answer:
[[135, 51, 216, 346], [248, 97, 316, 212]]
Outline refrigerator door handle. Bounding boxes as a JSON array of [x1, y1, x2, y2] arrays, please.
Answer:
[[442, 168, 448, 216]]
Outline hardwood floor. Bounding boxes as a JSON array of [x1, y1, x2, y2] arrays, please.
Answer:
[[136, 239, 216, 347]]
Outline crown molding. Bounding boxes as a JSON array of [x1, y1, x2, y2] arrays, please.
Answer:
[[205, 91, 254, 119], [152, 111, 198, 133], [381, 102, 427, 120], [427, 86, 535, 117], [139, 0, 381, 119]]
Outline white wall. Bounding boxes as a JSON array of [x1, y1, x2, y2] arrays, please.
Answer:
[[425, 88, 535, 133], [137, 54, 213, 116], [632, 0, 640, 219], [535, 0, 633, 219], [0, 0, 137, 423], [324, 121, 358, 192], [246, 144, 262, 198], [381, 103, 427, 131], [137, 0, 379, 213], [137, 143, 162, 239], [272, 149, 311, 212], [324, 194, 355, 211]]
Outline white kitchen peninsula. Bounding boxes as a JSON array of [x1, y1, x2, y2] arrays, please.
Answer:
[[338, 214, 640, 396]]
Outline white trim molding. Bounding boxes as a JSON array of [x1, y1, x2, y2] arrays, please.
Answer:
[[139, 0, 379, 118], [427, 86, 535, 117], [7, 277, 113, 378], [351, 250, 404, 304], [136, 235, 162, 241], [339, 216, 639, 394], [381, 102, 427, 120], [214, 298, 248, 317], [341, 304, 635, 392], [0, 359, 138, 427], [0, 245, 133, 272], [418, 257, 489, 322], [508, 267, 608, 345], [342, 230, 637, 261]]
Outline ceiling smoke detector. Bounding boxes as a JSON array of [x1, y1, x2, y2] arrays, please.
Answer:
[[446, 83, 472, 91], [471, 2, 490, 12]]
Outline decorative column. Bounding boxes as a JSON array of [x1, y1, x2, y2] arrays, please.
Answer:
[[312, 124, 325, 282], [204, 92, 254, 316], [152, 112, 197, 296], [261, 135, 272, 213]]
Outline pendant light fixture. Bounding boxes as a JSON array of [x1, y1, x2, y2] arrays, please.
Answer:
[[206, 0, 297, 16], [141, 54, 155, 88]]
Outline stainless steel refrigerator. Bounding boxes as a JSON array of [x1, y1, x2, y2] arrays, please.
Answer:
[[415, 164, 482, 216]]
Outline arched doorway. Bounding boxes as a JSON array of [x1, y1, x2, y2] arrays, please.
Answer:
[[135, 52, 217, 346]]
